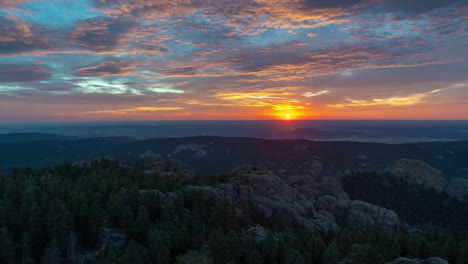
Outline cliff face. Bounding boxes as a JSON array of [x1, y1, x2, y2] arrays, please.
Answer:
[[385, 159, 447, 192], [445, 178, 468, 200], [386, 159, 468, 200], [188, 165, 400, 233]]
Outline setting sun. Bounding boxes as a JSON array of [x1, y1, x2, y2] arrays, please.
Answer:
[[285, 114, 291, 120]]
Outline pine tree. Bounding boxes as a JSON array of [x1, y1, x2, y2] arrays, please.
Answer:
[[287, 249, 305, 264], [29, 202, 46, 261], [121, 240, 148, 264], [261, 232, 278, 264], [224, 231, 242, 263], [0, 227, 16, 264], [390, 239, 401, 260], [132, 205, 150, 243], [41, 239, 63, 264], [158, 245, 171, 264], [175, 251, 214, 264], [308, 236, 325, 264], [207, 229, 227, 264], [246, 250, 263, 264], [348, 244, 385, 264], [323, 242, 341, 264]]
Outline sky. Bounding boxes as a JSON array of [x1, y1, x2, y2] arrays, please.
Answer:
[[0, 0, 467, 121]]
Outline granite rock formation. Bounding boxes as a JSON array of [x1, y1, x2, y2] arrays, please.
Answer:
[[385, 159, 447, 192], [187, 165, 400, 233]]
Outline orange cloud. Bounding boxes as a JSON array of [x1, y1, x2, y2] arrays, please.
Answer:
[[327, 89, 446, 108], [83, 106, 185, 114]]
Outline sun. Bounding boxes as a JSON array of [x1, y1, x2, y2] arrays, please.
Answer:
[[284, 114, 292, 120]]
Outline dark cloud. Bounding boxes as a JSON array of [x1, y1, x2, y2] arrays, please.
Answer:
[[380, 0, 465, 15], [0, 64, 51, 82], [70, 17, 137, 52], [0, 16, 52, 56], [30, 82, 79, 92], [135, 44, 169, 53], [302, 0, 368, 9], [160, 66, 200, 76], [73, 58, 139, 76]]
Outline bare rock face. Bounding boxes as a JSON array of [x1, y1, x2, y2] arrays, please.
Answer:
[[233, 164, 274, 176], [387, 257, 448, 264], [169, 143, 209, 158], [221, 172, 338, 232], [151, 159, 194, 178], [315, 195, 336, 212], [446, 178, 468, 200], [245, 225, 269, 243], [185, 165, 400, 233], [185, 186, 227, 201], [385, 159, 447, 192], [289, 175, 350, 201], [347, 200, 399, 230]]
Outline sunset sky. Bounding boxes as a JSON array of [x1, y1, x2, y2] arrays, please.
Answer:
[[0, 0, 467, 121]]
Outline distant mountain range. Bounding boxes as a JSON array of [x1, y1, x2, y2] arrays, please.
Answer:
[[0, 132, 74, 143], [1, 133, 467, 180]]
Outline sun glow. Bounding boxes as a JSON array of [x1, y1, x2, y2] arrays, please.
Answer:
[[284, 114, 292, 120]]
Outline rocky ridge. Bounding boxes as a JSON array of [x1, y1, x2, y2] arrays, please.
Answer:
[[445, 178, 468, 200], [187, 165, 400, 233], [385, 159, 447, 192], [386, 257, 448, 264], [386, 159, 468, 200]]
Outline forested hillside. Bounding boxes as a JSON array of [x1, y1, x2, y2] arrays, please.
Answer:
[[340, 171, 468, 228], [0, 159, 467, 264], [1, 136, 468, 180]]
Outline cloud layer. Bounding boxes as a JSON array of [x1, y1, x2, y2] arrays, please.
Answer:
[[0, 0, 467, 121]]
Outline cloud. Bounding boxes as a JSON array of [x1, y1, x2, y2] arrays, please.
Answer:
[[69, 17, 137, 52], [84, 106, 185, 114], [0, 64, 51, 82], [374, 0, 465, 16], [0, 15, 52, 56], [327, 89, 445, 108], [302, 90, 330, 97], [0, 0, 467, 121], [302, 0, 368, 9], [73, 58, 139, 77], [160, 66, 200, 76]]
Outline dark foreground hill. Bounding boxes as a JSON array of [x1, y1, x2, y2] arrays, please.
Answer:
[[1, 134, 467, 180], [1, 158, 467, 264]]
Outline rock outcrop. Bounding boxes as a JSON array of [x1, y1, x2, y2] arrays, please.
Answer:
[[186, 165, 400, 233], [346, 200, 399, 230], [221, 170, 338, 232], [150, 159, 195, 178], [385, 159, 447, 192], [446, 178, 468, 200], [245, 225, 269, 243], [387, 257, 448, 264]]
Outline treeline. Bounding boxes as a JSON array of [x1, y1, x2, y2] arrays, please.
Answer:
[[340, 171, 468, 229], [0, 159, 466, 264]]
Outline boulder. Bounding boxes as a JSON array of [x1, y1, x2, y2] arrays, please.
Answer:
[[347, 200, 398, 230], [222, 172, 337, 232], [315, 195, 336, 212], [233, 164, 274, 176], [245, 225, 269, 243], [151, 159, 194, 178], [446, 178, 468, 200], [387, 257, 448, 264], [385, 159, 447, 192]]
